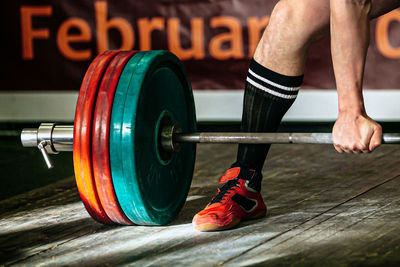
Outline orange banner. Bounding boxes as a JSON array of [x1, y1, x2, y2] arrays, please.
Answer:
[[2, 0, 400, 90]]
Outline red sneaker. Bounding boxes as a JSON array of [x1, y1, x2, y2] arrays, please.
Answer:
[[193, 166, 267, 231]]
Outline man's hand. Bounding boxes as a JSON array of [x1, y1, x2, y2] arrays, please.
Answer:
[[332, 112, 382, 153]]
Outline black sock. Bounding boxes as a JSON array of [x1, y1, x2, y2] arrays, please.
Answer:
[[235, 59, 303, 173]]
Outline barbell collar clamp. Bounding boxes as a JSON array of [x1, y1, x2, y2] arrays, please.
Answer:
[[161, 123, 182, 152], [21, 124, 73, 152], [21, 123, 74, 168], [38, 140, 54, 169]]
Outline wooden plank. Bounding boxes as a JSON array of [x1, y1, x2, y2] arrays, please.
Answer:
[[0, 177, 77, 216], [223, 175, 400, 266], [0, 144, 399, 266], [0, 178, 104, 265]]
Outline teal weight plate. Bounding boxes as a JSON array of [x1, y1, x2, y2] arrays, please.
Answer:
[[110, 51, 197, 225]]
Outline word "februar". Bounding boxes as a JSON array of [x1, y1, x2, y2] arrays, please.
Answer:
[[20, 1, 269, 61], [21, 1, 400, 61]]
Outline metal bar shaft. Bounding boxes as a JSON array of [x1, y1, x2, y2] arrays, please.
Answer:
[[21, 126, 400, 153], [174, 132, 400, 145]]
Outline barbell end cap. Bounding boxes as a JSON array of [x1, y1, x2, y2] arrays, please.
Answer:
[[21, 128, 39, 147]]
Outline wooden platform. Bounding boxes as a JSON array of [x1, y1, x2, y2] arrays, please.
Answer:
[[1, 144, 400, 266]]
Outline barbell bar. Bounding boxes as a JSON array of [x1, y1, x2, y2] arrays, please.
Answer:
[[19, 50, 400, 226], [21, 124, 400, 167]]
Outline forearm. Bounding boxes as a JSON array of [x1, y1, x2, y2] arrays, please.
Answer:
[[330, 0, 371, 115]]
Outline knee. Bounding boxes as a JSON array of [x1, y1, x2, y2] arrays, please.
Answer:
[[253, 0, 330, 72], [267, 0, 329, 47], [271, 0, 296, 25]]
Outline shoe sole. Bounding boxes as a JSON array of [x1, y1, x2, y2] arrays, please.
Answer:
[[194, 209, 266, 232]]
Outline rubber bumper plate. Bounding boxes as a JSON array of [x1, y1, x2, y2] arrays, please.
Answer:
[[92, 51, 137, 225], [110, 50, 197, 225], [73, 50, 118, 224]]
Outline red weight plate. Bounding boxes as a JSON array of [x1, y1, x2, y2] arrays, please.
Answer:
[[92, 51, 137, 225], [73, 50, 118, 224]]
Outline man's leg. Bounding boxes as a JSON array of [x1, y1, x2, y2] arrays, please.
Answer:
[[236, 0, 330, 172], [193, 0, 331, 232], [193, 0, 400, 232]]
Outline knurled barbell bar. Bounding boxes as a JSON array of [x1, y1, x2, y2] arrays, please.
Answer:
[[20, 50, 400, 226], [20, 124, 400, 155]]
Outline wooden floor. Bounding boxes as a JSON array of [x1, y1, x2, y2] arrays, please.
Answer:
[[1, 144, 400, 266]]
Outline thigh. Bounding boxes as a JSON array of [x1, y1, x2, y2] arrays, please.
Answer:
[[294, 0, 400, 42], [281, 0, 400, 21]]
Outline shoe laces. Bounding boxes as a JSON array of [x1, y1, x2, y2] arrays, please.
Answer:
[[210, 178, 240, 205]]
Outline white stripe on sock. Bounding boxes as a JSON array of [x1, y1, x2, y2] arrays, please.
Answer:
[[246, 77, 298, 100], [248, 69, 300, 92]]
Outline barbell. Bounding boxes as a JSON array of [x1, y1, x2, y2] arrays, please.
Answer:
[[21, 50, 400, 226]]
